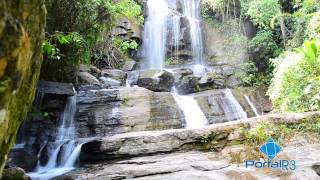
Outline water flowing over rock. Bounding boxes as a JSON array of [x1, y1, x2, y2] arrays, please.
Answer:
[[27, 92, 85, 179], [0, 0, 46, 175], [194, 88, 269, 124], [142, 0, 170, 69], [142, 0, 204, 68]]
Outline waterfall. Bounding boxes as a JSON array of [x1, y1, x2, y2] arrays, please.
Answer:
[[181, 0, 204, 64], [218, 89, 248, 121], [172, 88, 208, 128], [142, 0, 204, 69], [143, 0, 170, 69], [244, 95, 260, 116], [28, 92, 84, 180]]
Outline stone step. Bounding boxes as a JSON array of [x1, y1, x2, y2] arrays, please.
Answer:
[[80, 112, 320, 163]]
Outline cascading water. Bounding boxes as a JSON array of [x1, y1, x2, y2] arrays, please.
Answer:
[[172, 88, 208, 128], [219, 89, 248, 121], [143, 0, 170, 69], [28, 92, 84, 179], [244, 95, 260, 116], [142, 0, 204, 69], [181, 0, 204, 64]]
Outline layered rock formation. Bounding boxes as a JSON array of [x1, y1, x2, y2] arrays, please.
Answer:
[[0, 0, 45, 175], [76, 87, 183, 137]]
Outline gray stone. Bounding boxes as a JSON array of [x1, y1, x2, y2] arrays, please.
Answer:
[[122, 60, 137, 71], [125, 71, 140, 86], [6, 149, 38, 172], [37, 81, 75, 96], [77, 72, 100, 85], [89, 66, 101, 77], [80, 112, 320, 163], [175, 75, 200, 94], [194, 87, 271, 124], [172, 68, 193, 82], [101, 69, 125, 81], [137, 70, 174, 92], [76, 87, 183, 138], [99, 77, 121, 88]]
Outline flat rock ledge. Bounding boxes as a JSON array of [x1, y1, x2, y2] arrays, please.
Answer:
[[80, 112, 320, 163]]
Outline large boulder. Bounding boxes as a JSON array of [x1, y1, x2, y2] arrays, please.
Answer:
[[101, 69, 125, 82], [137, 70, 175, 92], [77, 72, 100, 86], [76, 87, 183, 137], [2, 167, 30, 180], [6, 149, 37, 172], [175, 75, 200, 94], [99, 77, 121, 88], [0, 0, 46, 174], [122, 60, 137, 71]]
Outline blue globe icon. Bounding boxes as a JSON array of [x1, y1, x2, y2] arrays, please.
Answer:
[[259, 138, 282, 160]]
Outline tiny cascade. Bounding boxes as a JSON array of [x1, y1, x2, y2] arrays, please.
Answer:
[[244, 95, 260, 116], [172, 88, 208, 128], [218, 89, 248, 121], [28, 92, 84, 180]]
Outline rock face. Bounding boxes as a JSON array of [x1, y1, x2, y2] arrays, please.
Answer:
[[76, 87, 183, 137], [137, 70, 175, 92], [194, 87, 271, 124], [5, 82, 76, 172], [0, 0, 45, 175], [203, 21, 249, 87], [79, 112, 320, 162], [37, 81, 75, 96], [77, 72, 100, 86]]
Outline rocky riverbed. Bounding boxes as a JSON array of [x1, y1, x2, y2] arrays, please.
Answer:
[[55, 112, 320, 180]]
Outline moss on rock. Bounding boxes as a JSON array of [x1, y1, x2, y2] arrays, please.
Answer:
[[0, 0, 45, 176]]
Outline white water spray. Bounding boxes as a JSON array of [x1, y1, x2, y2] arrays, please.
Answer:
[[244, 95, 260, 116], [181, 0, 204, 64], [172, 88, 208, 128], [220, 89, 248, 121], [143, 0, 170, 69]]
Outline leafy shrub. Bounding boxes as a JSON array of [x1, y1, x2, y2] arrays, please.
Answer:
[[246, 0, 281, 28], [268, 39, 320, 112], [236, 62, 273, 86], [249, 30, 283, 71], [113, 0, 144, 24]]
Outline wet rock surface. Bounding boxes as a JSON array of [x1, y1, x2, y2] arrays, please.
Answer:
[[194, 87, 271, 123], [79, 112, 320, 162]]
